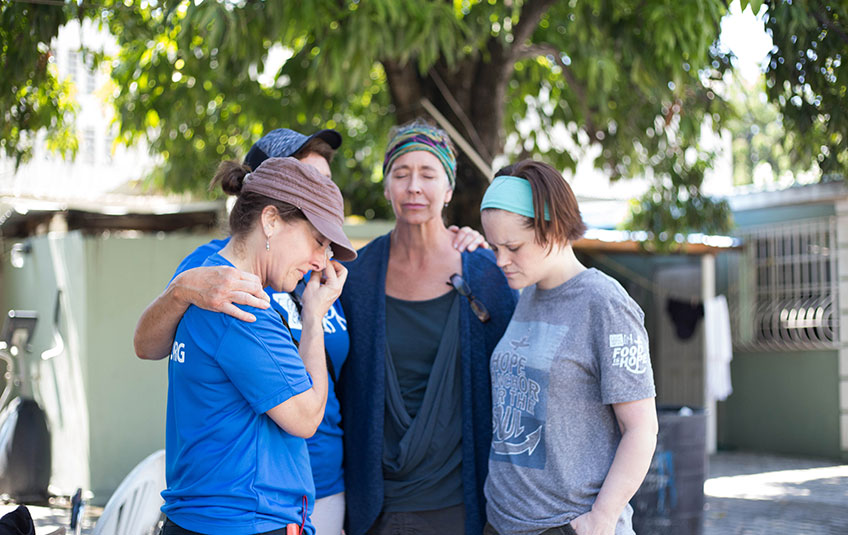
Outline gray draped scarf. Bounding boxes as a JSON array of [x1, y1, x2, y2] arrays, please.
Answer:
[[382, 295, 464, 509]]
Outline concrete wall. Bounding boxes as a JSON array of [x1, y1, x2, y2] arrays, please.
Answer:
[[721, 194, 847, 460], [1, 233, 90, 493], [1, 230, 217, 504], [718, 349, 842, 459]]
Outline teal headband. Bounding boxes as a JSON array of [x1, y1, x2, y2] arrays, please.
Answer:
[[480, 175, 550, 220]]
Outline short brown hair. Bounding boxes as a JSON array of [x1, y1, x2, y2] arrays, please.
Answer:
[[493, 160, 586, 247], [209, 160, 305, 238], [293, 137, 336, 163]]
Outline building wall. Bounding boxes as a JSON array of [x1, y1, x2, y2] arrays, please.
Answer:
[[718, 349, 841, 459], [722, 191, 847, 460], [1, 233, 91, 492], [82, 232, 216, 502], [0, 18, 154, 200], [837, 200, 848, 460], [1, 230, 216, 503]]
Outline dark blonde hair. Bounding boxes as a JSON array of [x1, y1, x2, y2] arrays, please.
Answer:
[[293, 137, 336, 163], [209, 160, 305, 237], [493, 160, 586, 247]]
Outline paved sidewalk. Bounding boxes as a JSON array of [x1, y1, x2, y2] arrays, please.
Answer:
[[5, 451, 847, 534], [704, 452, 848, 535]]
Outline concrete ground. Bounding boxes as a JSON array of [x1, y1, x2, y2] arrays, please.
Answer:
[[3, 451, 847, 534], [704, 452, 848, 535]]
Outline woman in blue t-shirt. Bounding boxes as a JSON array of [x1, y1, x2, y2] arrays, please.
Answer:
[[136, 128, 486, 535], [160, 156, 356, 535]]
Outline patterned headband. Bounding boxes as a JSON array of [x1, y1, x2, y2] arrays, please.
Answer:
[[382, 126, 457, 188]]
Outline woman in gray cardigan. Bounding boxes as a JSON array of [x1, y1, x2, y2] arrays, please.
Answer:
[[339, 121, 517, 535]]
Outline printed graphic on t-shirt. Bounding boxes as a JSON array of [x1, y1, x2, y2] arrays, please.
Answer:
[[271, 293, 347, 334], [490, 321, 566, 470], [608, 332, 649, 375]]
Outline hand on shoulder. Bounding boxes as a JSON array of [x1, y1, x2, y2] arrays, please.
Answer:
[[448, 224, 489, 252], [173, 265, 270, 322]]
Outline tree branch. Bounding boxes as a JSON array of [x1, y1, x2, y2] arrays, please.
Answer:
[[508, 0, 559, 62], [429, 68, 491, 160], [516, 42, 600, 138], [811, 6, 848, 46]]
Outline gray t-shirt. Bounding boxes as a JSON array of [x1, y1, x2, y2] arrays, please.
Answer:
[[484, 268, 655, 535]]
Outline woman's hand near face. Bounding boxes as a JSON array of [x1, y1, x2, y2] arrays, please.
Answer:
[[448, 225, 489, 252], [300, 259, 347, 322], [266, 260, 347, 438]]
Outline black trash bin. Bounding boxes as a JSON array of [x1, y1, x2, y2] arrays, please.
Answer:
[[630, 406, 706, 535]]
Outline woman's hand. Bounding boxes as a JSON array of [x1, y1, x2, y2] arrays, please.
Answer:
[[174, 266, 270, 321], [572, 398, 657, 535], [448, 225, 489, 252], [569, 510, 616, 535], [300, 260, 347, 322]]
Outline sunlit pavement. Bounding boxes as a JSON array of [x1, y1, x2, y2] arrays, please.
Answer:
[[704, 452, 848, 535], [3, 452, 847, 535], [0, 501, 101, 535]]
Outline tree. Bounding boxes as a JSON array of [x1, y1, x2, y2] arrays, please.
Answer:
[[725, 75, 814, 187], [762, 0, 847, 181], [2, 0, 845, 237], [99, 0, 736, 232], [0, 1, 78, 166]]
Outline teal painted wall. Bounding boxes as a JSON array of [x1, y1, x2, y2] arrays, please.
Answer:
[[1, 230, 216, 504], [716, 198, 843, 459], [1, 234, 91, 492], [718, 349, 841, 459], [82, 232, 215, 503]]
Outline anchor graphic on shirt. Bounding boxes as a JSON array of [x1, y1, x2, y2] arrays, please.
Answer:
[[492, 425, 542, 456]]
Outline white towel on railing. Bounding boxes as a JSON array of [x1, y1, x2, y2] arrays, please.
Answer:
[[705, 295, 733, 401]]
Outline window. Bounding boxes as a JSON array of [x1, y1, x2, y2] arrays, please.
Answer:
[[728, 217, 840, 350], [67, 50, 79, 85], [104, 130, 115, 164], [84, 128, 96, 164], [85, 55, 96, 93]]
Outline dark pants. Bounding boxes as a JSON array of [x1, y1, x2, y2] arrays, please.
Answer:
[[160, 517, 290, 535], [369, 504, 465, 535], [484, 522, 577, 535]]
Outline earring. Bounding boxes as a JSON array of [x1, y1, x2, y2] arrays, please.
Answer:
[[266, 238, 270, 251], [444, 202, 449, 208]]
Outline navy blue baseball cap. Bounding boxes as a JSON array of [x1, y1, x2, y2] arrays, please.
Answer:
[[243, 128, 342, 171]]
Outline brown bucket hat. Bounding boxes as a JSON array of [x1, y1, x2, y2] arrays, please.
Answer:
[[242, 157, 357, 261]]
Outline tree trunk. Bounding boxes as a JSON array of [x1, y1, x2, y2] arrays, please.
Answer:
[[381, 0, 556, 229]]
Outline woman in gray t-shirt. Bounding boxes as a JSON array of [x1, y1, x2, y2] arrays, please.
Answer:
[[479, 160, 658, 535]]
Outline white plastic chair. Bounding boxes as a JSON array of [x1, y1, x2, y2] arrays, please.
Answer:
[[91, 449, 165, 535]]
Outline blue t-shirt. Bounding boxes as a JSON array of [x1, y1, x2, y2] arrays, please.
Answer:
[[170, 237, 348, 498], [162, 252, 315, 534]]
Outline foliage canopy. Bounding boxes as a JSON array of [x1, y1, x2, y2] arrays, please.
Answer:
[[1, 0, 846, 243]]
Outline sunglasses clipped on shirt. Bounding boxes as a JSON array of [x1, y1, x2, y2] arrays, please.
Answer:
[[447, 273, 491, 323]]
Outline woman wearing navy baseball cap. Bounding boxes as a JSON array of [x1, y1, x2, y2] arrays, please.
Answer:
[[134, 127, 488, 534]]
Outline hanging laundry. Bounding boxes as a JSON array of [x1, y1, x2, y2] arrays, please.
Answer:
[[666, 298, 704, 340], [705, 295, 733, 401]]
